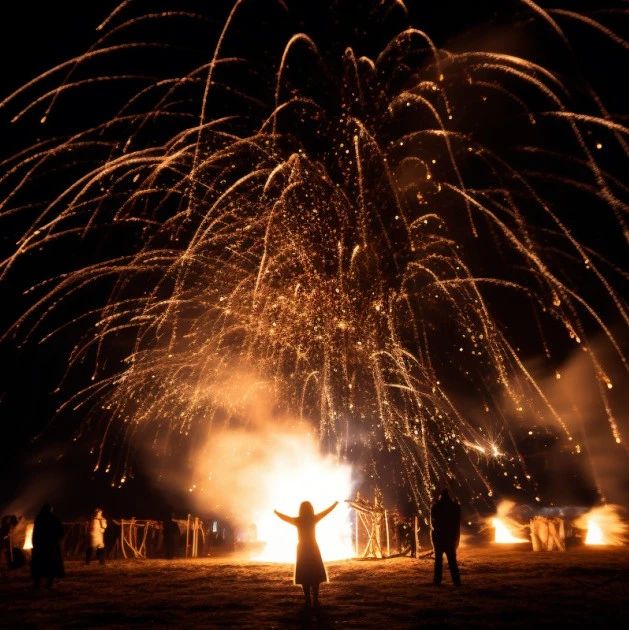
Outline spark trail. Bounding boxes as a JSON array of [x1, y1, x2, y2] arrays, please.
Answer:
[[0, 0, 627, 515]]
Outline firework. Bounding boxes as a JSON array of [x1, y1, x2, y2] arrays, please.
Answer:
[[0, 1, 626, 516]]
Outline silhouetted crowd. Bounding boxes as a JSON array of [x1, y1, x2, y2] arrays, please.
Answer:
[[2, 489, 464, 597]]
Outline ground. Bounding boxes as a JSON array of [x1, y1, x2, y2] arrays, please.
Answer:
[[1, 548, 628, 628]]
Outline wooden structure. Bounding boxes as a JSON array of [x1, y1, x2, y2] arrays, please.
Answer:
[[347, 490, 391, 558], [183, 515, 206, 558], [530, 516, 566, 551], [117, 518, 161, 559]]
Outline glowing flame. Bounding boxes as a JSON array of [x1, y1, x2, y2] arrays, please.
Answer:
[[490, 501, 528, 544], [22, 522, 34, 550], [576, 505, 627, 546], [188, 371, 355, 563], [585, 519, 605, 545], [253, 453, 354, 562], [492, 518, 528, 544]]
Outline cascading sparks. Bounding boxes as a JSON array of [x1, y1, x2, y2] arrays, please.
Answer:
[[0, 1, 626, 516]]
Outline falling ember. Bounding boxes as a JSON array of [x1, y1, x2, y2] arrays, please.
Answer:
[[576, 505, 628, 546], [491, 501, 528, 544]]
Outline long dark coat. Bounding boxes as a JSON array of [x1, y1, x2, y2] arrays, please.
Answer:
[[31, 509, 65, 580], [430, 495, 461, 549]]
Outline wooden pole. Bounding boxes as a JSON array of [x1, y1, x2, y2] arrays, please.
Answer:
[[193, 517, 199, 557], [384, 510, 390, 558], [120, 521, 126, 559], [185, 514, 191, 558], [192, 518, 196, 558], [414, 516, 419, 557], [354, 509, 358, 557], [131, 520, 136, 558]]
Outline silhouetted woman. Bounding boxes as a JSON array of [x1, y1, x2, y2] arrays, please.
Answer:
[[274, 500, 338, 607], [31, 504, 65, 589]]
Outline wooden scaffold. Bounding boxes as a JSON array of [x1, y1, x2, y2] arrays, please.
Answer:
[[183, 515, 205, 558], [347, 489, 391, 559], [116, 518, 160, 559]]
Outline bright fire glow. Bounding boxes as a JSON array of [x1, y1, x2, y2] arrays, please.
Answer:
[[492, 518, 528, 543], [253, 451, 354, 562], [585, 519, 604, 545], [576, 505, 627, 546], [491, 501, 528, 544], [23, 522, 34, 550], [189, 372, 355, 563]]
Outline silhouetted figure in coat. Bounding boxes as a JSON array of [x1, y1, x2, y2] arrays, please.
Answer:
[[31, 504, 65, 589], [430, 489, 461, 586], [274, 501, 338, 607]]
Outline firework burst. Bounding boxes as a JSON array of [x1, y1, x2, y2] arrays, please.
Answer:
[[0, 0, 627, 514]]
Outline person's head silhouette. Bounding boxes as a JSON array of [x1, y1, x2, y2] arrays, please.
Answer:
[[299, 501, 315, 517], [39, 504, 52, 517]]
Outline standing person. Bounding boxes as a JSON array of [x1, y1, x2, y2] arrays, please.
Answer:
[[31, 504, 65, 589], [274, 501, 338, 607], [86, 508, 107, 565], [0, 515, 12, 571], [163, 513, 179, 559], [8, 516, 27, 569], [430, 489, 461, 586]]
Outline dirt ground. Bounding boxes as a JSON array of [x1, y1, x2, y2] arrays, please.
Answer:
[[1, 547, 628, 628]]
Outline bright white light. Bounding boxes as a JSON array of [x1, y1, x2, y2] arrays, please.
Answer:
[[253, 446, 354, 561]]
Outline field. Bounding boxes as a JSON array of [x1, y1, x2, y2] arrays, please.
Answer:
[[1, 548, 628, 628]]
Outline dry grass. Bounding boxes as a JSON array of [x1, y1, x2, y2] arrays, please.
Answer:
[[1, 547, 628, 628]]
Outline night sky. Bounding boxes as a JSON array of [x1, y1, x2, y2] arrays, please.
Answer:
[[0, 0, 626, 521]]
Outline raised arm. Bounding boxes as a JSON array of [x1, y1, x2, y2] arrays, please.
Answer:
[[315, 501, 338, 522], [274, 510, 298, 526]]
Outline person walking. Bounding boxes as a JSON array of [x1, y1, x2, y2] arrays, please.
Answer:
[[31, 504, 65, 589], [430, 489, 461, 586], [86, 508, 107, 565], [274, 501, 338, 607]]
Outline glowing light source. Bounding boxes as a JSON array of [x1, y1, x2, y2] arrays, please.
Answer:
[[253, 453, 354, 562], [492, 518, 528, 544], [576, 505, 627, 546], [22, 523, 34, 550], [491, 501, 528, 544]]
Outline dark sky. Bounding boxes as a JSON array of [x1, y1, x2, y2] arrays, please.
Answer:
[[0, 1, 626, 519]]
